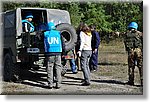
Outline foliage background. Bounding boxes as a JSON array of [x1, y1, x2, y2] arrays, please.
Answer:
[[2, 0, 143, 34]]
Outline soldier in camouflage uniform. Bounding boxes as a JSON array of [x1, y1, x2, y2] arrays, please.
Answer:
[[124, 22, 143, 86]]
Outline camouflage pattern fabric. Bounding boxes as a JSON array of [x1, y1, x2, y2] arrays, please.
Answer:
[[127, 48, 143, 85], [124, 30, 143, 86]]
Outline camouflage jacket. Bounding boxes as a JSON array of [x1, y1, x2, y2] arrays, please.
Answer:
[[124, 30, 143, 51]]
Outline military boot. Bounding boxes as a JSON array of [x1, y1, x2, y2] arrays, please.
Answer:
[[127, 80, 134, 86]]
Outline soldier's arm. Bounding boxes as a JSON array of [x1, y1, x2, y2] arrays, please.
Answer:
[[137, 31, 143, 37], [139, 32, 143, 49], [123, 32, 129, 51]]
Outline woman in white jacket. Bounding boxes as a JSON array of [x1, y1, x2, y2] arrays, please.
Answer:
[[77, 24, 92, 86]]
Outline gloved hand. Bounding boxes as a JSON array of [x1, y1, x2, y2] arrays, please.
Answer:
[[77, 51, 81, 57]]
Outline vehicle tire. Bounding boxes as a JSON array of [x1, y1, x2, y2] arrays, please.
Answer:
[[3, 53, 20, 82], [56, 23, 77, 51]]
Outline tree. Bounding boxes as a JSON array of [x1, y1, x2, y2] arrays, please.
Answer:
[[106, 2, 143, 32], [2, 1, 143, 32], [80, 2, 112, 33], [66, 2, 82, 28]]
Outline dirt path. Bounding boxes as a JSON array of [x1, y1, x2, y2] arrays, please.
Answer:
[[1, 67, 142, 95], [1, 41, 143, 95]]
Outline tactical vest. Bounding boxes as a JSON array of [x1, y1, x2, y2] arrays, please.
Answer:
[[44, 30, 62, 53], [124, 30, 142, 50]]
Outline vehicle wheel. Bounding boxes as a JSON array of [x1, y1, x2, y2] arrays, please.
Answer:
[[3, 53, 20, 82], [56, 23, 77, 51]]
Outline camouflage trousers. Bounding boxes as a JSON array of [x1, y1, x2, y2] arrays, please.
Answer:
[[128, 48, 143, 85]]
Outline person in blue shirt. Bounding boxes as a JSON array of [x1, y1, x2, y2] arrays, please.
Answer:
[[22, 13, 34, 33], [89, 24, 100, 72], [36, 16, 47, 31], [44, 22, 65, 89]]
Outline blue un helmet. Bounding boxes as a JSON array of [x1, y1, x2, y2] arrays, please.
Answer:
[[128, 22, 138, 30], [25, 13, 33, 19], [46, 22, 56, 31]]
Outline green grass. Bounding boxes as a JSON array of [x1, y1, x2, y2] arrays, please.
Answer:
[[97, 40, 141, 84]]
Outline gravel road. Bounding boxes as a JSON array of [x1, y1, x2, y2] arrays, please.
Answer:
[[1, 66, 143, 95]]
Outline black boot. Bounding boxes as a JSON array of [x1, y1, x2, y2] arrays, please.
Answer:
[[127, 81, 134, 86]]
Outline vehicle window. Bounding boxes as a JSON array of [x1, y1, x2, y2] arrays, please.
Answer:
[[21, 9, 47, 32]]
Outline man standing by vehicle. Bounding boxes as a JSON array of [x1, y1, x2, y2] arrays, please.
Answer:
[[44, 22, 64, 89], [89, 25, 100, 72], [22, 13, 34, 32], [124, 22, 143, 86]]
